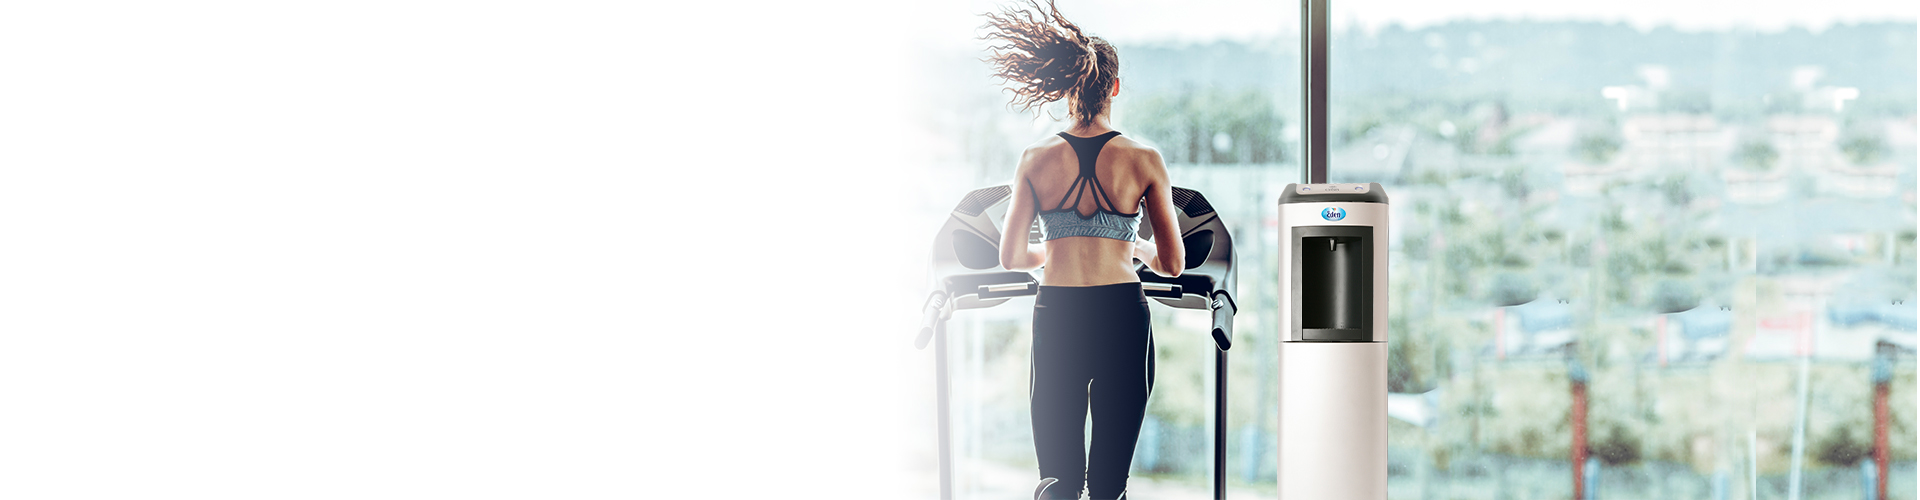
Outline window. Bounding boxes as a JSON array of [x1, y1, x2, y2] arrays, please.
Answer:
[[907, 2, 1302, 498], [905, 2, 1915, 499], [1328, 4, 1915, 499]]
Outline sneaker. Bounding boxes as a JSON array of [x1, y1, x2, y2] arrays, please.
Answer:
[[1033, 477, 1059, 500]]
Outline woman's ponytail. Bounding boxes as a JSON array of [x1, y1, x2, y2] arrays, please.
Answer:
[[980, 0, 1118, 127]]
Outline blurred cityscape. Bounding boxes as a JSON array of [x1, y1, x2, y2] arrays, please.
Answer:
[[907, 17, 1916, 500]]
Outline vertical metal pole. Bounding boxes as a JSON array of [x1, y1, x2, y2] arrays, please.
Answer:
[[935, 322, 954, 500], [1873, 342, 1892, 500], [1494, 307, 1506, 360], [1214, 349, 1228, 500], [1584, 457, 1601, 500], [1788, 356, 1810, 500], [1301, 0, 1329, 184], [1571, 358, 1589, 500], [1749, 429, 1758, 500], [1572, 381, 1588, 500], [1655, 314, 1668, 367]]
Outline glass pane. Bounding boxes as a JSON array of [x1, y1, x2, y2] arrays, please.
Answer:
[[1327, 4, 1917, 499], [904, 1, 1302, 498]]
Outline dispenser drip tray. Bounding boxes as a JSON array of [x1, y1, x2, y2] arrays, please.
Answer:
[[1301, 328, 1369, 342]]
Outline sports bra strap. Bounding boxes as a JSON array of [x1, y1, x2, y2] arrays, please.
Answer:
[[1052, 131, 1124, 213], [1058, 131, 1122, 177]]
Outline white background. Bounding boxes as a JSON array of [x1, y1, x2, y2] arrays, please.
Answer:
[[0, 0, 920, 497]]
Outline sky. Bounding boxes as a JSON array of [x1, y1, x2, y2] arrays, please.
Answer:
[[914, 0, 1918, 47]]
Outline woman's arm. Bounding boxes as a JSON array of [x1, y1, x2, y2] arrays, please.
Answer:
[[1138, 149, 1183, 277], [1000, 148, 1047, 271]]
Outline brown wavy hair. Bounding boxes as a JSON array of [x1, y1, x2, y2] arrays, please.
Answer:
[[979, 0, 1118, 128]]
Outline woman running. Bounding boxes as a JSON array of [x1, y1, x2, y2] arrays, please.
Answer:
[[981, 2, 1184, 498]]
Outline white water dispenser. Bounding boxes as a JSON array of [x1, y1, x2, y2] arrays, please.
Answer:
[[1276, 182, 1388, 500]]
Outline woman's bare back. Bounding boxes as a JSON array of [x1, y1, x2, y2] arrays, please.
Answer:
[[1007, 130, 1181, 286]]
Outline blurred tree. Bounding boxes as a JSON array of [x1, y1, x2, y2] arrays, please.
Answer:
[[1661, 89, 1713, 114], [1591, 425, 1643, 465], [1337, 114, 1382, 147], [1574, 130, 1623, 163], [1498, 167, 1531, 200], [1659, 173, 1692, 206], [1814, 426, 1872, 466], [1732, 136, 1779, 171], [1839, 130, 1888, 165], [1124, 87, 1288, 164], [1387, 326, 1421, 392], [1606, 251, 1644, 303]]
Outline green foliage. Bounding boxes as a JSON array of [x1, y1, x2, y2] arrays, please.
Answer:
[[1403, 232, 1431, 260], [1338, 115, 1383, 147], [1569, 241, 1592, 266], [1840, 131, 1889, 165], [1406, 167, 1461, 186], [1480, 368, 1572, 459], [1659, 173, 1692, 206], [1144, 314, 1211, 428], [1591, 426, 1643, 465], [1388, 332, 1420, 393], [1600, 207, 1630, 232], [1605, 251, 1644, 302], [1814, 423, 1874, 466], [1442, 245, 1481, 296], [1661, 89, 1714, 114], [1498, 167, 1531, 200], [1733, 137, 1780, 171], [1123, 87, 1288, 164]]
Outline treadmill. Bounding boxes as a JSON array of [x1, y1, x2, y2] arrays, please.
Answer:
[[916, 184, 1238, 500]]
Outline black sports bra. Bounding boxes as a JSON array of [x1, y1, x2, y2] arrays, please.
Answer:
[[1029, 131, 1140, 242]]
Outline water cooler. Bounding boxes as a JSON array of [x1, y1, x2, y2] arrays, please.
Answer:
[[1276, 182, 1388, 499]]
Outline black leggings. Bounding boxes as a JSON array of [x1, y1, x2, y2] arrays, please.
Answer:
[[1031, 283, 1155, 500]]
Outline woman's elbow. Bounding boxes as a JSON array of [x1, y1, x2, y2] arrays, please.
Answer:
[[1159, 255, 1183, 277], [1001, 251, 1028, 271]]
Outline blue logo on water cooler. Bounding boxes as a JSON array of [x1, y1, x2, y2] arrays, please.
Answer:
[[1321, 207, 1346, 221]]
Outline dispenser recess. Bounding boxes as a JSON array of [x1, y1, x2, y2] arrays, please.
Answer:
[[1291, 225, 1372, 341]]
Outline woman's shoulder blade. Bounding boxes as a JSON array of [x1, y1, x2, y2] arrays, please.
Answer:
[[1105, 136, 1161, 169]]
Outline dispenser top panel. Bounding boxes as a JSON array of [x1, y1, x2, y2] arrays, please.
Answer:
[[1278, 182, 1388, 205]]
